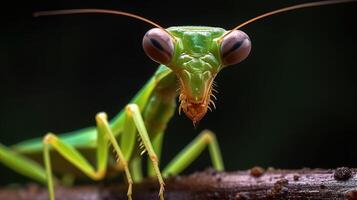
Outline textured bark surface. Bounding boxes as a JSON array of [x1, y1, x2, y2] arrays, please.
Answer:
[[1, 167, 357, 200]]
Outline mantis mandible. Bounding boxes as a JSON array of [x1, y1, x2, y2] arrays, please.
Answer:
[[0, 0, 355, 200]]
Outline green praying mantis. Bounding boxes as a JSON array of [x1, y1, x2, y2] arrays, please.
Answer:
[[0, 0, 356, 200]]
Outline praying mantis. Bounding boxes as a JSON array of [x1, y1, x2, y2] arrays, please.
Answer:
[[0, 0, 356, 200]]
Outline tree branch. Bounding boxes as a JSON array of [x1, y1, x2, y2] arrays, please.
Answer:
[[1, 167, 357, 200]]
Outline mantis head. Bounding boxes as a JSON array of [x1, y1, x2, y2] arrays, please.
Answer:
[[142, 27, 251, 124]]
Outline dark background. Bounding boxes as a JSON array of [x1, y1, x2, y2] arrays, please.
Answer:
[[0, 0, 356, 185]]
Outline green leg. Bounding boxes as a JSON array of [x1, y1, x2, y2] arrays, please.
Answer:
[[130, 156, 143, 182], [0, 143, 48, 184], [148, 132, 164, 177], [125, 104, 165, 200], [119, 105, 142, 181], [43, 112, 133, 200], [96, 113, 133, 198], [162, 130, 224, 177]]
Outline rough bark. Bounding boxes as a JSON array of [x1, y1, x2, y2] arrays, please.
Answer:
[[1, 167, 357, 200]]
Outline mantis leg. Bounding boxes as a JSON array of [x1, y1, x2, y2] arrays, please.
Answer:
[[162, 130, 224, 177], [130, 156, 143, 182], [43, 112, 133, 200], [147, 132, 164, 177], [0, 143, 48, 184], [125, 103, 165, 200]]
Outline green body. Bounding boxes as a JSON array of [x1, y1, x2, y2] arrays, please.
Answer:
[[0, 26, 226, 200]]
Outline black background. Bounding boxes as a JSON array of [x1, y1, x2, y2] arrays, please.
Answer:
[[0, 0, 357, 185]]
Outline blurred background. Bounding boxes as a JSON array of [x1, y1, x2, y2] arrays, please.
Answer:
[[0, 0, 356, 185]]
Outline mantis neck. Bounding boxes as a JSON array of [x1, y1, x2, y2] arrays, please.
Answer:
[[109, 65, 178, 135], [143, 69, 178, 137]]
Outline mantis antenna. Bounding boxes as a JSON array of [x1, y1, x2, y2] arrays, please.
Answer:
[[33, 9, 176, 41], [219, 0, 357, 43]]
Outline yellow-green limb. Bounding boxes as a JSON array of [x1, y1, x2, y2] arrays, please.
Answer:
[[125, 103, 165, 200], [162, 130, 224, 177], [42, 112, 133, 200], [0, 143, 48, 184], [130, 156, 143, 182]]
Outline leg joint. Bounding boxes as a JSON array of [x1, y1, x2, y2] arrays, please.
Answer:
[[43, 133, 56, 144], [117, 159, 129, 171], [95, 112, 108, 124], [149, 154, 159, 163], [125, 104, 139, 114], [200, 130, 216, 144], [95, 112, 108, 120], [92, 170, 106, 181]]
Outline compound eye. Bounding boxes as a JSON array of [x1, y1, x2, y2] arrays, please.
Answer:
[[220, 30, 251, 66], [142, 28, 174, 65]]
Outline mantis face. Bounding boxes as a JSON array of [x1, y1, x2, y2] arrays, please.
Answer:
[[143, 26, 251, 124]]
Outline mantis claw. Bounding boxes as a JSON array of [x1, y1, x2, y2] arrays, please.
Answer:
[[159, 183, 165, 200], [127, 183, 133, 200]]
